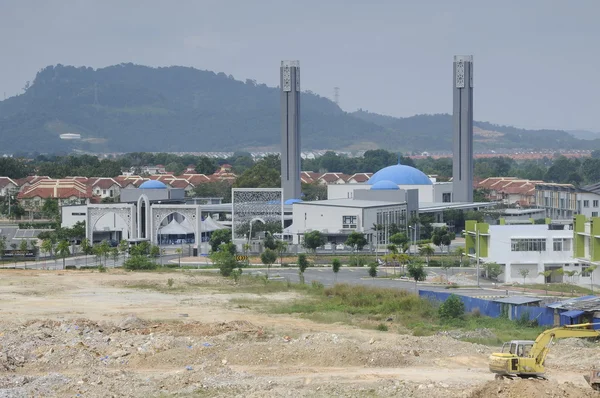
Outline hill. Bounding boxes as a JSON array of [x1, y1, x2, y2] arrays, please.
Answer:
[[0, 63, 598, 154], [351, 110, 599, 153]]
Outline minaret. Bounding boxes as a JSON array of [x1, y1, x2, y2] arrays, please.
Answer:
[[280, 60, 301, 201], [452, 55, 474, 202]]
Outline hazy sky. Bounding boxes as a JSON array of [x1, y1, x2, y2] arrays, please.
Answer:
[[1, 0, 599, 131]]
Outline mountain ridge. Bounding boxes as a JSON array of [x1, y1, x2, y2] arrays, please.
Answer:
[[0, 63, 597, 154]]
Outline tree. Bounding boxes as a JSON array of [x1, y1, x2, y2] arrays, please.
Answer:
[[407, 261, 427, 293], [263, 232, 277, 251], [431, 227, 454, 253], [211, 247, 238, 277], [386, 244, 398, 254], [209, 228, 231, 252], [275, 240, 287, 265], [41, 239, 53, 269], [41, 199, 60, 220], [0, 236, 6, 258], [303, 231, 325, 255], [19, 239, 28, 256], [480, 262, 501, 280], [389, 232, 408, 247], [538, 270, 554, 295], [418, 245, 434, 266], [297, 253, 309, 284], [454, 247, 465, 267], [260, 248, 277, 277], [56, 240, 70, 269], [564, 270, 579, 285], [110, 247, 119, 266], [368, 263, 378, 279], [345, 232, 367, 265], [439, 294, 465, 320], [175, 248, 183, 267], [234, 158, 280, 188], [195, 156, 218, 175], [99, 241, 111, 266], [118, 240, 129, 258], [332, 258, 341, 283], [585, 265, 598, 293], [519, 268, 530, 291]]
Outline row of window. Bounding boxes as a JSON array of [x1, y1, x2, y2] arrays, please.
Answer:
[[342, 215, 357, 229], [510, 238, 572, 252], [582, 200, 600, 208]]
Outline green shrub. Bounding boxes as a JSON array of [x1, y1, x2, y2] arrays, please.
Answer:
[[123, 255, 158, 270], [438, 294, 465, 320], [376, 323, 388, 332], [167, 278, 174, 288], [368, 264, 378, 278], [311, 281, 324, 290], [98, 265, 107, 273], [65, 265, 76, 270]]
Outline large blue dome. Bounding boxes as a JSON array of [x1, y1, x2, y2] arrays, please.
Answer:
[[139, 180, 168, 189], [368, 164, 432, 186], [370, 180, 400, 190]]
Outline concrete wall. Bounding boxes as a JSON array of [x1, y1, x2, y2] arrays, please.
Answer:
[[292, 204, 363, 244], [433, 182, 453, 203], [61, 205, 88, 228], [327, 184, 369, 199]]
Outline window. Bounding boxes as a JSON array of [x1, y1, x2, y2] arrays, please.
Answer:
[[109, 190, 114, 197], [511, 238, 546, 252], [71, 212, 86, 216], [103, 190, 107, 195], [593, 212, 599, 217], [442, 193, 451, 203], [552, 238, 571, 251], [594, 200, 599, 207], [342, 215, 357, 229], [584, 200, 589, 208]]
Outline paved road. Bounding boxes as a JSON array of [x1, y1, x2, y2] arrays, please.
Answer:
[[237, 266, 509, 298]]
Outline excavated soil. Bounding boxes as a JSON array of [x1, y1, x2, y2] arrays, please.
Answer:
[[0, 270, 597, 397]]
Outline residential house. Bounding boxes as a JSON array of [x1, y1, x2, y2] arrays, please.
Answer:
[[17, 179, 93, 212], [536, 183, 600, 219], [346, 173, 373, 184], [91, 178, 122, 199], [0, 177, 19, 197], [477, 177, 541, 207], [317, 173, 349, 185]]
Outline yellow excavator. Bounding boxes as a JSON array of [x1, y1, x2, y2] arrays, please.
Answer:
[[489, 323, 599, 380]]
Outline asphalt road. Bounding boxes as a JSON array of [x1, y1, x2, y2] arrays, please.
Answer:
[[241, 267, 507, 298]]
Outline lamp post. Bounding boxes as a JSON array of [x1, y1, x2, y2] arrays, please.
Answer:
[[476, 225, 480, 287]]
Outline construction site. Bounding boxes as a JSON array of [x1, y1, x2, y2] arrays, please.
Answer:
[[0, 269, 598, 398]]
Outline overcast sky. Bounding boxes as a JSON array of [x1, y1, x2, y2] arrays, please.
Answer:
[[1, 0, 599, 131]]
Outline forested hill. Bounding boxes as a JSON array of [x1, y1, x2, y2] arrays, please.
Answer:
[[351, 110, 600, 152], [0, 63, 597, 154]]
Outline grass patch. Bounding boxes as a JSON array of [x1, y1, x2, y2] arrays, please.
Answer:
[[521, 283, 594, 295]]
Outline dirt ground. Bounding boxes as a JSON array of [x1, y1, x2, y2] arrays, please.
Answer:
[[0, 270, 598, 397]]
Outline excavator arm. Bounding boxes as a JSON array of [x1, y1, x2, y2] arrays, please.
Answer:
[[531, 323, 600, 366]]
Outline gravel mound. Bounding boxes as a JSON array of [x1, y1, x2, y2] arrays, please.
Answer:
[[469, 378, 598, 398]]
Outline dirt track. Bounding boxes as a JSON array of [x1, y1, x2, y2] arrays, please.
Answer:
[[0, 270, 597, 397]]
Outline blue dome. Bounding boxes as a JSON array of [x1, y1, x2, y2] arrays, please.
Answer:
[[139, 180, 167, 189], [368, 164, 432, 186], [284, 198, 303, 205], [370, 180, 400, 190]]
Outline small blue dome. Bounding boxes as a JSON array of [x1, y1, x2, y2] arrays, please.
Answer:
[[368, 164, 432, 186], [139, 180, 167, 189], [285, 198, 303, 205], [370, 180, 399, 190]]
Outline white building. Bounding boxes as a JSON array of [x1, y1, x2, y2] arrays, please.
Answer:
[[291, 198, 408, 245], [466, 222, 577, 284]]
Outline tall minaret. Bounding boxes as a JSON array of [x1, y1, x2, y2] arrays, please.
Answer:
[[452, 55, 474, 202], [280, 60, 301, 201]]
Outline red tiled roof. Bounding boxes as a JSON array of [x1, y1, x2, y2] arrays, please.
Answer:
[[347, 173, 373, 183], [184, 174, 212, 185], [318, 173, 349, 184], [17, 179, 92, 200], [0, 177, 18, 189], [15, 175, 50, 186], [167, 179, 193, 189], [92, 178, 122, 190]]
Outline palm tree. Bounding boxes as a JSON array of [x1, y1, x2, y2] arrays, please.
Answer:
[[454, 247, 465, 267], [81, 238, 91, 267], [41, 239, 53, 270], [275, 240, 288, 265], [56, 240, 71, 270], [419, 245, 434, 266]]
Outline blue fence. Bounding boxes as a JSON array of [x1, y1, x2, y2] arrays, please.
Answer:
[[419, 289, 555, 326]]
